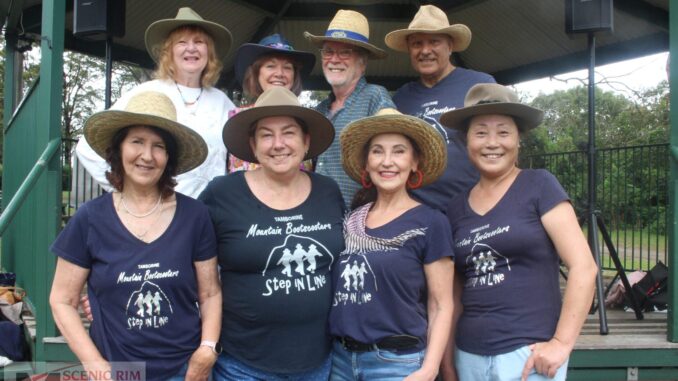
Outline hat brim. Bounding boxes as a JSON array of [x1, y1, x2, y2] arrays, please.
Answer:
[[234, 44, 317, 85], [145, 19, 233, 62], [303, 31, 387, 59], [340, 114, 447, 187], [84, 110, 208, 175], [223, 105, 335, 163], [439, 103, 544, 132], [385, 24, 471, 53]]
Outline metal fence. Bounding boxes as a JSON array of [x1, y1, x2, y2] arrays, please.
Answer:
[[520, 143, 669, 271], [58, 139, 669, 271]]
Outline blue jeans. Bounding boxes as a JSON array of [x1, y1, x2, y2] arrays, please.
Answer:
[[330, 340, 424, 381], [212, 352, 331, 381], [455, 346, 569, 381]]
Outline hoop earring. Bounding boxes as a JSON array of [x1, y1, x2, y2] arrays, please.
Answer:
[[361, 170, 373, 189], [407, 170, 424, 189]]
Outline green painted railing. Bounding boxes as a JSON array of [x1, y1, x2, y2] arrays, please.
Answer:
[[0, 138, 61, 237]]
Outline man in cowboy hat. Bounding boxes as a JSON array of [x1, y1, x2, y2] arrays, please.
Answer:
[[385, 4, 495, 212], [305, 9, 395, 207]]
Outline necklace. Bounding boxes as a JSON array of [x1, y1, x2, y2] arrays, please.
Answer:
[[131, 199, 165, 241], [120, 193, 162, 218], [175, 81, 203, 106]]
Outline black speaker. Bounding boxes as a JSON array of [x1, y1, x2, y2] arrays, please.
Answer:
[[565, 0, 613, 34], [73, 0, 125, 40]]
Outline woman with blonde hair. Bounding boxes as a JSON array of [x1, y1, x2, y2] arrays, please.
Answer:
[[76, 7, 235, 198]]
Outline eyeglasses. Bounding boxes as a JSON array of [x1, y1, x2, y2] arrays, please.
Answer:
[[320, 48, 354, 60]]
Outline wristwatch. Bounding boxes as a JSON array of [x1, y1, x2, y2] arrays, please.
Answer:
[[200, 340, 222, 355]]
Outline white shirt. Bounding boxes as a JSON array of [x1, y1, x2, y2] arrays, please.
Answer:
[[75, 79, 235, 198]]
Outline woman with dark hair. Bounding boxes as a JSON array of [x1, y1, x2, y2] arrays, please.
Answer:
[[50, 91, 222, 381], [439, 83, 597, 381], [227, 33, 316, 173], [329, 108, 454, 380], [199, 87, 344, 380], [76, 7, 235, 198]]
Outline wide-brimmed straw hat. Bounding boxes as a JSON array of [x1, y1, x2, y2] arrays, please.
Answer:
[[84, 91, 208, 174], [440, 83, 544, 132], [145, 7, 232, 62], [304, 10, 387, 59], [223, 87, 335, 163], [234, 34, 317, 85], [385, 5, 471, 53], [341, 108, 447, 187]]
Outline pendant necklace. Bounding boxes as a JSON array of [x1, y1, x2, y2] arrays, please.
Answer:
[[175, 81, 203, 106], [131, 199, 165, 241], [121, 193, 162, 218]]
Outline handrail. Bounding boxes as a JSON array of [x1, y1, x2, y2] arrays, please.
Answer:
[[0, 138, 61, 237]]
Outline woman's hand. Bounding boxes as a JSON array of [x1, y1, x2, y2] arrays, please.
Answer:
[[81, 295, 93, 321], [403, 367, 437, 381], [184, 346, 218, 381], [521, 338, 570, 380], [82, 360, 113, 381]]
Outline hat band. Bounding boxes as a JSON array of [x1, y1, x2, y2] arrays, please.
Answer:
[[266, 42, 293, 51], [325, 29, 369, 43], [476, 99, 503, 105]]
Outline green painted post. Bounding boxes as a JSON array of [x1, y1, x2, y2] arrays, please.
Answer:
[[32, 0, 65, 361], [669, 0, 678, 342]]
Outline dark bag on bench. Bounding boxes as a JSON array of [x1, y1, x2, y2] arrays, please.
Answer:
[[629, 261, 668, 312]]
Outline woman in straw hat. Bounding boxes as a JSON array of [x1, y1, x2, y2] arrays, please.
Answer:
[[438, 83, 597, 381], [199, 87, 344, 380], [227, 33, 316, 173], [50, 91, 222, 381], [329, 109, 454, 380], [76, 7, 235, 199]]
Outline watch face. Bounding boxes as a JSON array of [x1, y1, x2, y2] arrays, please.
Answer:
[[214, 342, 223, 354]]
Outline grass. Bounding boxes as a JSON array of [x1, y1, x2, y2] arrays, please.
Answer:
[[582, 228, 667, 272]]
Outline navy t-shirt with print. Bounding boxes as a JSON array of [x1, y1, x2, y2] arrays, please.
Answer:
[[329, 203, 454, 351], [446, 169, 568, 355], [199, 171, 345, 373], [50, 192, 217, 380], [393, 67, 495, 212]]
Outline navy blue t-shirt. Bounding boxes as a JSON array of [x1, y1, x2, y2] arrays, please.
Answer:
[[50, 192, 217, 380], [446, 169, 568, 355], [199, 171, 345, 373], [393, 67, 495, 212], [329, 203, 454, 351]]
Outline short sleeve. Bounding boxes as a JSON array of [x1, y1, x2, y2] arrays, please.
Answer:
[[50, 203, 92, 269], [370, 85, 396, 115], [193, 205, 218, 262], [535, 170, 570, 217], [422, 209, 455, 264]]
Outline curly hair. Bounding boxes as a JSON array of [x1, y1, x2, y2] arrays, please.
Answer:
[[152, 26, 223, 88], [105, 126, 178, 198], [242, 53, 303, 101]]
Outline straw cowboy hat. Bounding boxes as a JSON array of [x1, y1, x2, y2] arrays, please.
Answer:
[[385, 5, 471, 53], [341, 108, 447, 187], [223, 87, 335, 163], [440, 83, 544, 132], [304, 9, 387, 59], [145, 7, 233, 62], [234, 34, 317, 85], [84, 91, 208, 174]]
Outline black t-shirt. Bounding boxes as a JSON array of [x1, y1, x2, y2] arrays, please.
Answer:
[[199, 171, 345, 373]]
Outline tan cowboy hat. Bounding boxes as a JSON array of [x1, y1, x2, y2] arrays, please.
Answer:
[[84, 91, 208, 175], [385, 5, 471, 53], [145, 7, 233, 62], [304, 9, 387, 59], [223, 87, 335, 163], [341, 108, 447, 187], [439, 83, 544, 132]]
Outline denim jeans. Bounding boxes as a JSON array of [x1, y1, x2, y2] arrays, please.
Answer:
[[166, 362, 188, 381], [212, 352, 331, 381], [455, 346, 569, 381], [330, 340, 425, 381]]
